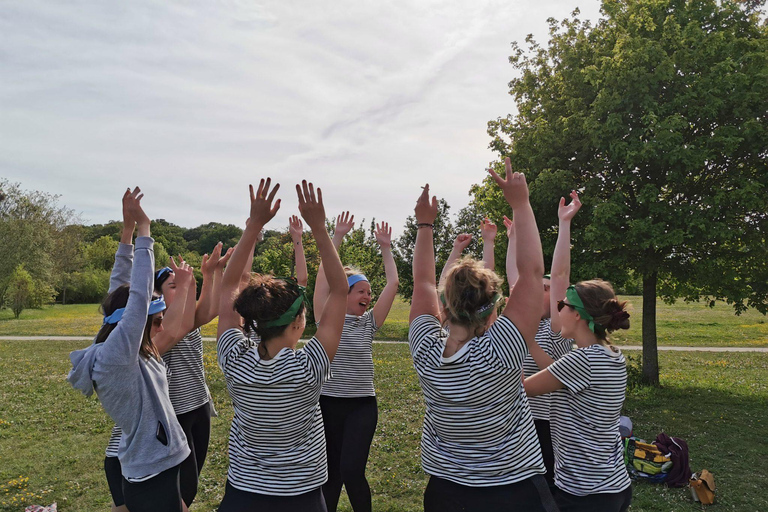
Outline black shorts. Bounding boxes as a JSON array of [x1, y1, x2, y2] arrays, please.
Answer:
[[122, 464, 183, 512], [104, 456, 125, 507], [219, 481, 327, 512]]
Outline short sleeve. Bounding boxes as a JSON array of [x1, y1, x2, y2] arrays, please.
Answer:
[[365, 310, 379, 336], [546, 321, 573, 361], [408, 314, 441, 360], [547, 349, 592, 392], [217, 328, 253, 375], [299, 337, 331, 387], [484, 314, 528, 368]]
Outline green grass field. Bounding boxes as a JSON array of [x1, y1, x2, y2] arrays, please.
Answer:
[[2, 295, 766, 346], [0, 340, 766, 511]]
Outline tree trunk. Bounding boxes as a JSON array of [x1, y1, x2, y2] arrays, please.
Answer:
[[642, 272, 660, 386]]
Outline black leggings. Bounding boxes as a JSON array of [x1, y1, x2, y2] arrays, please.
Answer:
[[319, 395, 378, 512], [424, 475, 559, 512], [122, 464, 183, 512], [555, 486, 632, 512], [104, 456, 125, 507], [176, 401, 212, 506], [534, 419, 556, 490], [219, 481, 327, 512]]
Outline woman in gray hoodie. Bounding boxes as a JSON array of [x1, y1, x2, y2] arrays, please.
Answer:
[[68, 188, 191, 512]]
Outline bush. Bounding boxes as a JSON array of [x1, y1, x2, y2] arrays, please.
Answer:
[[5, 264, 33, 318], [66, 269, 110, 304]]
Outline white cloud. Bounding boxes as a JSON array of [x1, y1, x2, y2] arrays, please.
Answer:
[[0, 0, 603, 234]]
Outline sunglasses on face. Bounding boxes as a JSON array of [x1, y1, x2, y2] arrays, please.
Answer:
[[557, 300, 577, 312]]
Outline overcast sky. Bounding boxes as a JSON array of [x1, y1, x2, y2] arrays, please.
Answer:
[[1, 0, 603, 235]]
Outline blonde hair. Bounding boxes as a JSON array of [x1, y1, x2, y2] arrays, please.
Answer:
[[439, 257, 502, 337]]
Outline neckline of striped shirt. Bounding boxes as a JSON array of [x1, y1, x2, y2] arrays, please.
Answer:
[[321, 311, 377, 398], [217, 328, 331, 496], [546, 344, 631, 496], [409, 314, 545, 487]]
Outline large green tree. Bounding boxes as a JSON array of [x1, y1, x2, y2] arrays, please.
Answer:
[[481, 0, 768, 384]]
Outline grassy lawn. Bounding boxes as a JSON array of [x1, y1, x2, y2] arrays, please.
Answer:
[[0, 340, 766, 511], [2, 295, 766, 346]]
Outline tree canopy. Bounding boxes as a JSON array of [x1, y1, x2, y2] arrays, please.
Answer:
[[478, 0, 768, 384]]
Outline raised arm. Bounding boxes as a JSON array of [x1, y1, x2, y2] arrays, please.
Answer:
[[480, 217, 497, 272], [409, 185, 440, 322], [103, 188, 155, 363], [217, 180, 280, 338], [194, 242, 228, 328], [490, 158, 544, 345], [549, 191, 581, 334], [503, 216, 518, 290], [154, 259, 195, 355], [298, 182, 347, 361], [289, 215, 308, 287], [372, 222, 399, 328], [313, 211, 354, 322], [209, 246, 233, 320], [438, 233, 472, 289], [108, 189, 138, 293]]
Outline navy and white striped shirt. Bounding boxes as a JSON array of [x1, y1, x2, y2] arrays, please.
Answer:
[[163, 328, 211, 415], [321, 312, 378, 398], [547, 344, 631, 496], [409, 314, 545, 487], [522, 318, 572, 420], [217, 328, 331, 496]]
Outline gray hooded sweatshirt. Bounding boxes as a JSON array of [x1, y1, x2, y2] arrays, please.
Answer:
[[68, 236, 190, 478]]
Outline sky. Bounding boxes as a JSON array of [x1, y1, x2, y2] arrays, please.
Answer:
[[0, 0, 603, 236]]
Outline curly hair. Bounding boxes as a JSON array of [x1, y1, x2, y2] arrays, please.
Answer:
[[234, 274, 305, 342], [439, 257, 502, 337]]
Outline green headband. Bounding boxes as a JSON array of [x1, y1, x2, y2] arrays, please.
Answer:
[[259, 279, 308, 328], [440, 292, 503, 320], [565, 285, 605, 335]]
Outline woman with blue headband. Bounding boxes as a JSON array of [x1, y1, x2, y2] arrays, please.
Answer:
[[216, 179, 348, 512], [152, 241, 232, 510], [524, 193, 632, 511], [409, 159, 558, 512], [311, 212, 399, 512], [68, 188, 193, 512]]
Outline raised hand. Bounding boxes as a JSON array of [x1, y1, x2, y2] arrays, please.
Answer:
[[503, 215, 515, 237], [415, 184, 438, 224], [558, 190, 582, 222], [453, 233, 472, 251], [297, 180, 326, 231], [170, 256, 194, 286], [289, 215, 304, 243], [123, 187, 150, 229], [480, 217, 497, 242], [248, 178, 281, 228], [217, 247, 234, 271], [334, 211, 355, 238], [487, 158, 529, 210], [375, 221, 392, 247], [201, 242, 223, 277], [122, 188, 136, 229]]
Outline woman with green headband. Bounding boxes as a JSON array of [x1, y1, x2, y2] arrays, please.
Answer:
[[525, 270, 632, 512], [216, 179, 348, 512], [408, 158, 558, 512]]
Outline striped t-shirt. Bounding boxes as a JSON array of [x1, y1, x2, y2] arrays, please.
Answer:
[[321, 312, 378, 398], [105, 425, 121, 457], [408, 314, 545, 487], [547, 344, 631, 496], [522, 318, 573, 420], [162, 328, 211, 415], [217, 328, 331, 496]]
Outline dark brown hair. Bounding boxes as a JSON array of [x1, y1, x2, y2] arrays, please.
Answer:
[[573, 279, 630, 342], [234, 274, 305, 342], [439, 257, 502, 337], [94, 284, 161, 360]]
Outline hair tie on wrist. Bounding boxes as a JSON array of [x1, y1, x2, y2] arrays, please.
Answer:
[[417, 223, 434, 229]]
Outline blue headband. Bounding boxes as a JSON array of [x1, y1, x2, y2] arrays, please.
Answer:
[[347, 274, 369, 288], [156, 267, 173, 281], [103, 298, 167, 325]]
